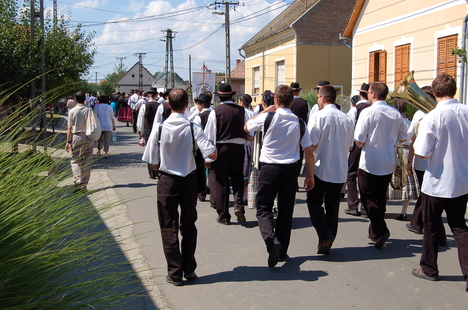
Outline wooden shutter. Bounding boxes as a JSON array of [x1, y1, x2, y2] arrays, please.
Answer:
[[395, 44, 410, 87], [379, 50, 387, 84], [395, 46, 402, 86], [438, 35, 458, 80], [369, 52, 375, 83]]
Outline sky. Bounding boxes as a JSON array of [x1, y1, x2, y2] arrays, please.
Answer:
[[46, 0, 291, 82]]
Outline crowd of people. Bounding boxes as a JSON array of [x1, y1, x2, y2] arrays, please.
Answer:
[[64, 73, 468, 292]]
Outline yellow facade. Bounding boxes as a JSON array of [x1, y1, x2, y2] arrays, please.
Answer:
[[350, 0, 466, 93]]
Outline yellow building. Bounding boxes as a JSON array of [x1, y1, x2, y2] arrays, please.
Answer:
[[342, 0, 467, 100], [240, 0, 358, 100]]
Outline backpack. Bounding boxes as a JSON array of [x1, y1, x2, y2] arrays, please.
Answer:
[[85, 108, 102, 141]]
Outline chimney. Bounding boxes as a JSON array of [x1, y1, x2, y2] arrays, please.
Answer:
[[236, 59, 241, 66]]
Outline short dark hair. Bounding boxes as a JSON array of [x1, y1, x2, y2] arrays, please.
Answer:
[[75, 91, 85, 104], [274, 85, 294, 108], [421, 86, 436, 101], [168, 89, 188, 112], [318, 85, 336, 104], [359, 91, 368, 100], [432, 73, 456, 98], [394, 99, 407, 116], [99, 95, 109, 104], [369, 81, 389, 100]]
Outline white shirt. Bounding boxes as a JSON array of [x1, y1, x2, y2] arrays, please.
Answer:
[[354, 100, 408, 175], [190, 107, 213, 126], [142, 113, 216, 177], [414, 99, 468, 198], [135, 97, 147, 110], [246, 108, 312, 164], [308, 104, 355, 183], [407, 109, 428, 171], [204, 101, 250, 145], [347, 99, 369, 124], [94, 103, 114, 132], [137, 100, 159, 134], [153, 100, 191, 127], [310, 103, 319, 116], [129, 94, 139, 109]]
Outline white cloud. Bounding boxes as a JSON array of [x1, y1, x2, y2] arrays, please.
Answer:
[[74, 0, 101, 9]]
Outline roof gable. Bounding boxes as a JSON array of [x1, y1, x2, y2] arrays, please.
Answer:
[[241, 0, 320, 49], [152, 72, 188, 89], [114, 62, 155, 86]]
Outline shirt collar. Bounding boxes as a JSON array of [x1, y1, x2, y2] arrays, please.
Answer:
[[436, 98, 459, 107], [221, 101, 234, 104], [372, 100, 387, 106], [294, 96, 301, 99], [323, 103, 337, 110]]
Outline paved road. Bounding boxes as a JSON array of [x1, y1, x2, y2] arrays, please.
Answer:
[[84, 121, 467, 310]]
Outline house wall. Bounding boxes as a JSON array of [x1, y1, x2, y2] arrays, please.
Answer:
[[351, 0, 466, 95], [296, 44, 352, 94]]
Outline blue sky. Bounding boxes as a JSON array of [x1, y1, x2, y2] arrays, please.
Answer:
[[47, 0, 290, 82]]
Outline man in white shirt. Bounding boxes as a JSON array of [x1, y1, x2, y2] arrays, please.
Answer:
[[129, 89, 140, 134], [245, 85, 315, 267], [354, 81, 407, 248], [411, 73, 468, 291], [307, 85, 354, 254], [142, 89, 217, 286]]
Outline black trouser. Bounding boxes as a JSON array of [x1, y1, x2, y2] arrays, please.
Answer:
[[145, 128, 159, 179], [256, 163, 298, 257], [346, 144, 365, 213], [211, 143, 245, 222], [157, 172, 198, 279], [307, 176, 343, 242], [358, 169, 392, 239], [132, 109, 138, 133], [420, 193, 468, 278]]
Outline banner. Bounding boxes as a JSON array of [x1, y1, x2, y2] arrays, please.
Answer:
[[192, 72, 215, 102]]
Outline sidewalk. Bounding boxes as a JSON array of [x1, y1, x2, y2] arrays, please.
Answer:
[[86, 121, 467, 310]]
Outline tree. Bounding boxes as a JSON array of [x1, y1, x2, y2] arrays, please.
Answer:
[[0, 1, 96, 101], [104, 66, 127, 85]]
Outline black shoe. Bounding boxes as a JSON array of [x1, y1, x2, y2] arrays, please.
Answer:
[[234, 210, 246, 223], [278, 254, 289, 262], [216, 218, 231, 225], [198, 193, 206, 202], [184, 272, 198, 281], [243, 199, 248, 206], [396, 213, 407, 221], [268, 241, 281, 268], [166, 275, 184, 286], [406, 223, 423, 234], [317, 235, 335, 255], [344, 208, 361, 216], [341, 192, 345, 199], [439, 238, 448, 247], [374, 232, 390, 249]]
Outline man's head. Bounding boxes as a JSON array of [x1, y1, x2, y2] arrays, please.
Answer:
[[358, 83, 369, 100], [274, 85, 294, 108], [195, 93, 212, 109], [314, 80, 330, 94], [368, 81, 389, 103], [75, 91, 85, 104], [168, 89, 188, 112], [290, 82, 302, 94], [215, 83, 237, 102], [318, 85, 336, 109], [432, 73, 456, 100]]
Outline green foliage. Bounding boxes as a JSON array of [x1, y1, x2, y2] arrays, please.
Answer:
[[452, 47, 467, 63], [105, 67, 127, 85], [301, 90, 318, 109], [0, 1, 96, 100], [0, 84, 146, 308], [98, 80, 116, 96]]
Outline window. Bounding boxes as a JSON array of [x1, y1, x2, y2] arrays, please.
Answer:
[[395, 44, 410, 87], [437, 34, 458, 80], [253, 67, 260, 95], [275, 60, 285, 87], [369, 50, 387, 84]]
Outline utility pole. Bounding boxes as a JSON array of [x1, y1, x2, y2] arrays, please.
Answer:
[[133, 53, 147, 91], [212, 1, 239, 85], [162, 29, 176, 90], [30, 0, 45, 100], [53, 0, 57, 28], [95, 72, 98, 85], [116, 57, 126, 71]]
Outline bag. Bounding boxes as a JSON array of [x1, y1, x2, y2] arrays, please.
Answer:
[[190, 123, 207, 193], [117, 107, 132, 122], [86, 108, 102, 141]]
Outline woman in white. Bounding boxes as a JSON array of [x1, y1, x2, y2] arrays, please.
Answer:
[[94, 95, 116, 158]]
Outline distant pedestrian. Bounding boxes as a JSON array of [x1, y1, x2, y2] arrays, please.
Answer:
[[94, 95, 116, 158]]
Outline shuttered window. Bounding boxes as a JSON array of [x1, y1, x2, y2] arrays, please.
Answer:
[[253, 67, 260, 95], [275, 61, 285, 87], [395, 44, 410, 87], [369, 50, 387, 84], [437, 35, 458, 80]]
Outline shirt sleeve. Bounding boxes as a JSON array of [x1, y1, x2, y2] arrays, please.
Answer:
[[354, 109, 369, 143], [413, 116, 435, 158], [300, 119, 313, 148], [193, 123, 216, 159], [142, 123, 161, 165], [137, 104, 146, 134], [307, 113, 320, 146], [246, 112, 268, 132], [204, 110, 217, 144], [152, 104, 163, 128]]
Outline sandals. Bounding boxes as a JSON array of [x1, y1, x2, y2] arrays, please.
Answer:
[[412, 267, 440, 281], [97, 151, 101, 156]]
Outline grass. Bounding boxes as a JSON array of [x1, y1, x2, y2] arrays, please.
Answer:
[[0, 87, 151, 309]]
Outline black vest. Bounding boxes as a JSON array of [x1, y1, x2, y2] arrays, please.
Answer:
[[198, 110, 211, 130], [161, 101, 172, 122], [291, 97, 309, 124], [144, 100, 160, 130], [215, 103, 246, 141]]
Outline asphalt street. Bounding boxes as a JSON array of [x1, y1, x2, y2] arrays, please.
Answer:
[[82, 120, 467, 310]]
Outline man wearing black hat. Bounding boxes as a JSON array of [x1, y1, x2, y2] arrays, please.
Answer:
[[345, 83, 371, 217], [310, 80, 331, 115], [205, 83, 248, 225]]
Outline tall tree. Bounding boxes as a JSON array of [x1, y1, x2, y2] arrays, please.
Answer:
[[0, 0, 96, 100]]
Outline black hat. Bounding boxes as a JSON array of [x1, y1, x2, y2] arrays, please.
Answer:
[[146, 86, 158, 94], [290, 82, 302, 91], [351, 95, 360, 105], [358, 83, 369, 93], [215, 83, 237, 98], [316, 80, 330, 88], [195, 93, 212, 105]]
